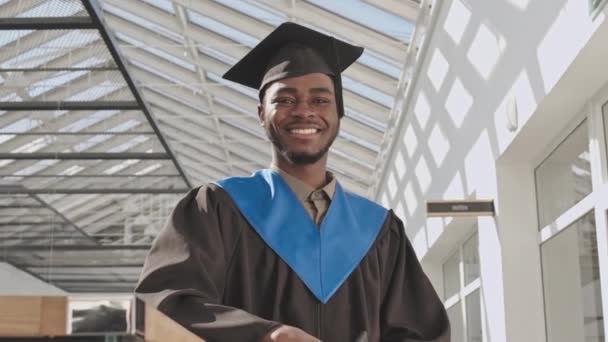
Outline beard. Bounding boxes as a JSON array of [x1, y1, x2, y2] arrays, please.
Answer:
[[266, 122, 339, 165]]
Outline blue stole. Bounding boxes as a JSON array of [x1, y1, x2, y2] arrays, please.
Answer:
[[215, 169, 387, 303]]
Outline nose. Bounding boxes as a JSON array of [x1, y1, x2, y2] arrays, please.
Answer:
[[291, 100, 315, 118]]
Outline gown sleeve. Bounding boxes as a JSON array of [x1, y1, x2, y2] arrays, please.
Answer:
[[380, 212, 451, 342], [135, 185, 281, 342]]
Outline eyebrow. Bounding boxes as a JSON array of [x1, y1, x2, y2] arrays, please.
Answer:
[[310, 87, 333, 95], [274, 87, 334, 95]]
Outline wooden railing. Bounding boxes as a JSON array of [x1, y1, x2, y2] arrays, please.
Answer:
[[0, 295, 204, 342]]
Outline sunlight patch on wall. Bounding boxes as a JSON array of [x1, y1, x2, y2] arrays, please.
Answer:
[[404, 124, 419, 157], [467, 23, 506, 80], [395, 150, 407, 180], [507, 0, 531, 10], [465, 131, 497, 197], [537, 0, 603, 93], [380, 192, 390, 208], [427, 49, 450, 91], [445, 78, 473, 128], [387, 171, 398, 200], [443, 0, 471, 45], [429, 124, 450, 167], [405, 181, 419, 216], [413, 226, 430, 259], [444, 171, 466, 200], [414, 92, 431, 130], [415, 156, 432, 193], [426, 217, 445, 247], [395, 201, 406, 222]]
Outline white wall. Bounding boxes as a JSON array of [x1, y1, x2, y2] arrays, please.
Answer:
[[376, 0, 608, 341], [0, 262, 66, 295]]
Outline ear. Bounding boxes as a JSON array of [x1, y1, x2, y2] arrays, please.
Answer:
[[257, 104, 265, 126]]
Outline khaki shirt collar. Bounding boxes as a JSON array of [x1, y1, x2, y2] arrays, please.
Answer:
[[270, 165, 336, 201]]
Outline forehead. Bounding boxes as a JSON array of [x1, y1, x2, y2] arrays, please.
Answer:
[[266, 73, 334, 93]]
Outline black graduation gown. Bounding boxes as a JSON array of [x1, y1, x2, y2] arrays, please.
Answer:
[[135, 184, 450, 342]]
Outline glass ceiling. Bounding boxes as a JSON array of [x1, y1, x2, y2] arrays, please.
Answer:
[[0, 0, 422, 293]]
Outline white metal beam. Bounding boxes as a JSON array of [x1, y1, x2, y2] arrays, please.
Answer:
[[363, 0, 420, 22], [120, 39, 385, 143], [256, 0, 407, 60], [0, 0, 50, 17], [105, 7, 393, 123], [103, 0, 249, 58], [172, 1, 235, 175]]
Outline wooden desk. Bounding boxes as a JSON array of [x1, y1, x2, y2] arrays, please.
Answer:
[[0, 296, 204, 342]]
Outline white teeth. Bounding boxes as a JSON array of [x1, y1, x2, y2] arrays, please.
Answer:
[[290, 128, 318, 135]]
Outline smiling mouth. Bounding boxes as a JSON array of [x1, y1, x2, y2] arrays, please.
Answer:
[[288, 128, 320, 135]]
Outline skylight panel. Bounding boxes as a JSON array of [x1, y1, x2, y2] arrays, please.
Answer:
[[346, 107, 387, 131], [65, 79, 124, 101], [358, 51, 402, 78], [144, 86, 207, 114], [17, 0, 84, 18], [104, 159, 140, 175], [306, 0, 413, 43], [214, 96, 253, 116], [331, 147, 374, 169], [28, 70, 88, 98], [59, 110, 119, 133], [2, 30, 100, 69], [60, 165, 85, 176], [0, 160, 14, 168], [212, 0, 286, 25], [107, 135, 149, 153], [108, 120, 142, 133], [207, 72, 257, 99], [1, 118, 42, 133], [142, 0, 175, 15], [129, 59, 198, 94], [103, 3, 183, 43], [199, 45, 237, 65], [339, 130, 380, 152], [74, 56, 109, 68], [14, 160, 59, 176], [12, 137, 53, 153], [0, 118, 43, 144], [27, 55, 117, 97], [343, 76, 394, 108], [115, 32, 195, 71], [72, 120, 142, 152], [135, 163, 162, 175], [0, 30, 33, 49], [0, 93, 21, 101], [187, 10, 257, 48], [73, 134, 110, 152], [221, 117, 266, 140]]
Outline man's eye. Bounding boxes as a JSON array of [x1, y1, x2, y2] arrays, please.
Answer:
[[312, 98, 330, 104], [274, 98, 295, 104]]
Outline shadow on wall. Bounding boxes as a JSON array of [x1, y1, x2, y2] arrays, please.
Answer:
[[379, 0, 603, 251]]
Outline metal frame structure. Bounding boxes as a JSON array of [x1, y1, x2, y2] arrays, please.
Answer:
[[0, 0, 428, 292]]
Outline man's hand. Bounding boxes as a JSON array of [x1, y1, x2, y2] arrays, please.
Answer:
[[261, 325, 321, 342]]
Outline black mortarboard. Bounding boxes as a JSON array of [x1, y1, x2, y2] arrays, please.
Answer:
[[222, 22, 364, 118]]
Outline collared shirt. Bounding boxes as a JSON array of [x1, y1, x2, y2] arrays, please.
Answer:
[[271, 165, 336, 226]]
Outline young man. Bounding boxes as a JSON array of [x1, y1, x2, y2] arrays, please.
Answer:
[[136, 23, 450, 342]]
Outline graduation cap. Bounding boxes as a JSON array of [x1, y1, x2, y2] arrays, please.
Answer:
[[222, 22, 364, 118]]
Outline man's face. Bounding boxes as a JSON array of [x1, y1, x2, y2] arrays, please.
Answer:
[[258, 73, 340, 165]]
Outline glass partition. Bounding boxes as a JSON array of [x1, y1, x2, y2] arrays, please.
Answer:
[[542, 211, 605, 342]]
